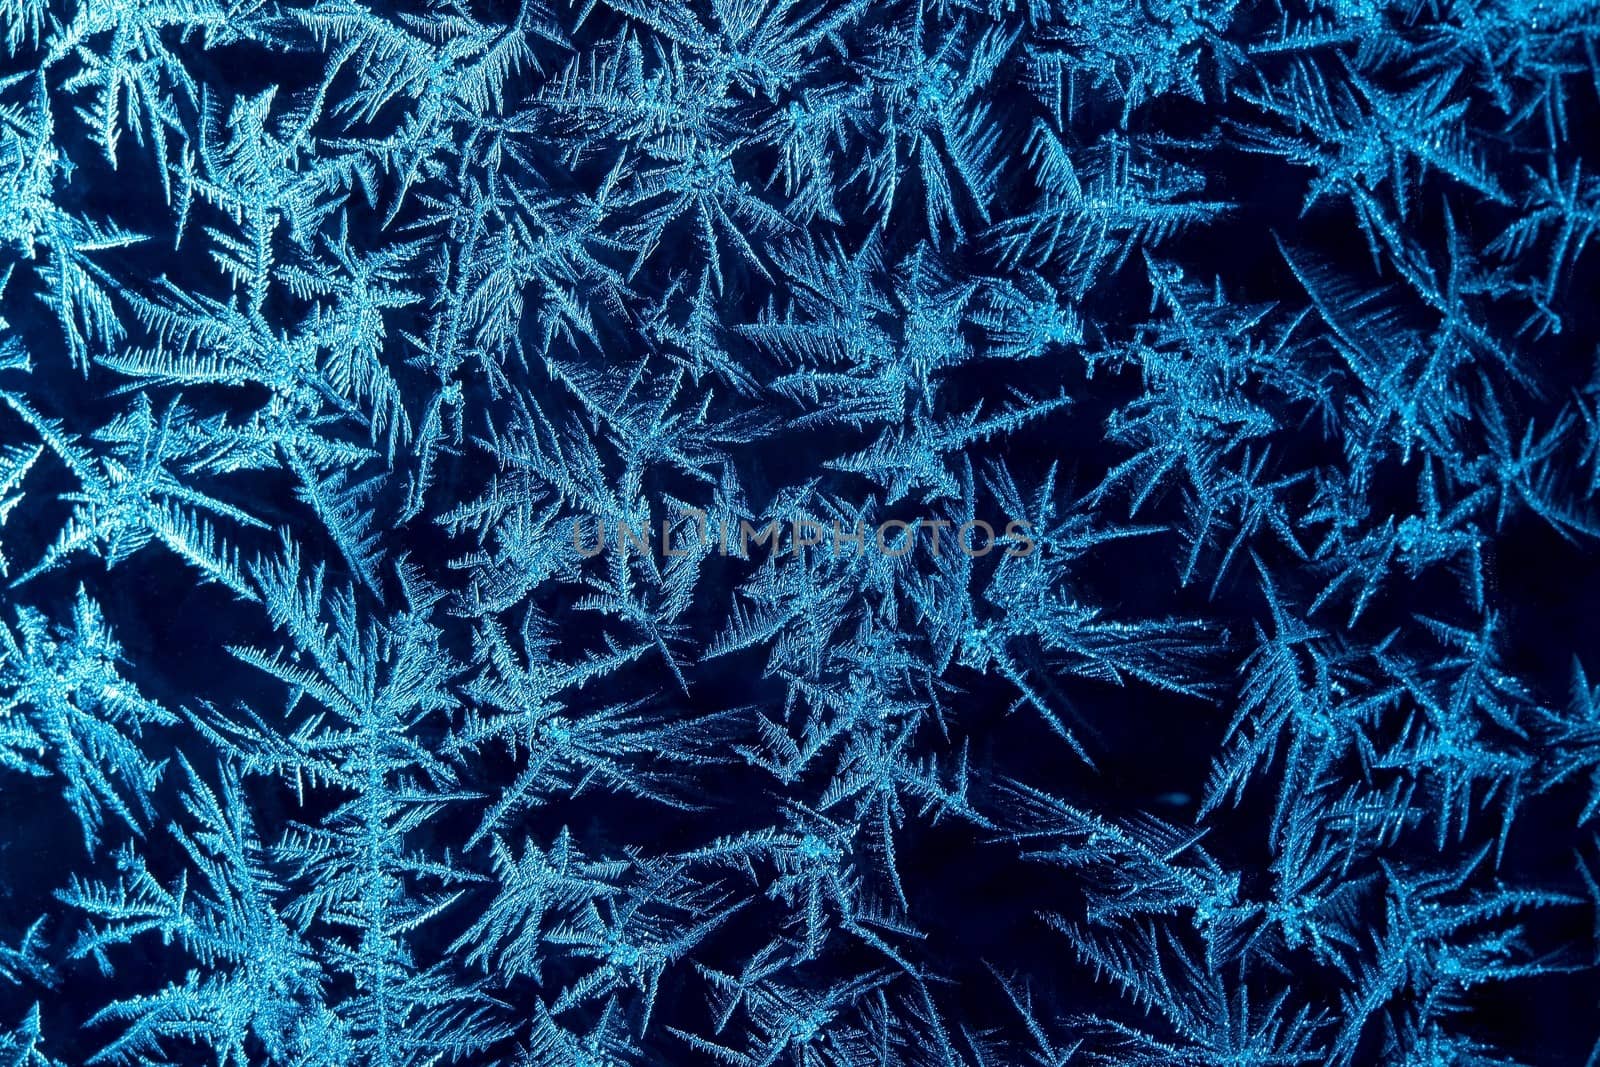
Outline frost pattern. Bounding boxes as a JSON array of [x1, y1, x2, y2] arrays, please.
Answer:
[[0, 0, 1598, 1062]]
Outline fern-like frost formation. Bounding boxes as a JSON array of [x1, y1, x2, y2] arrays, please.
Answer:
[[1, 0, 1598, 1062]]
